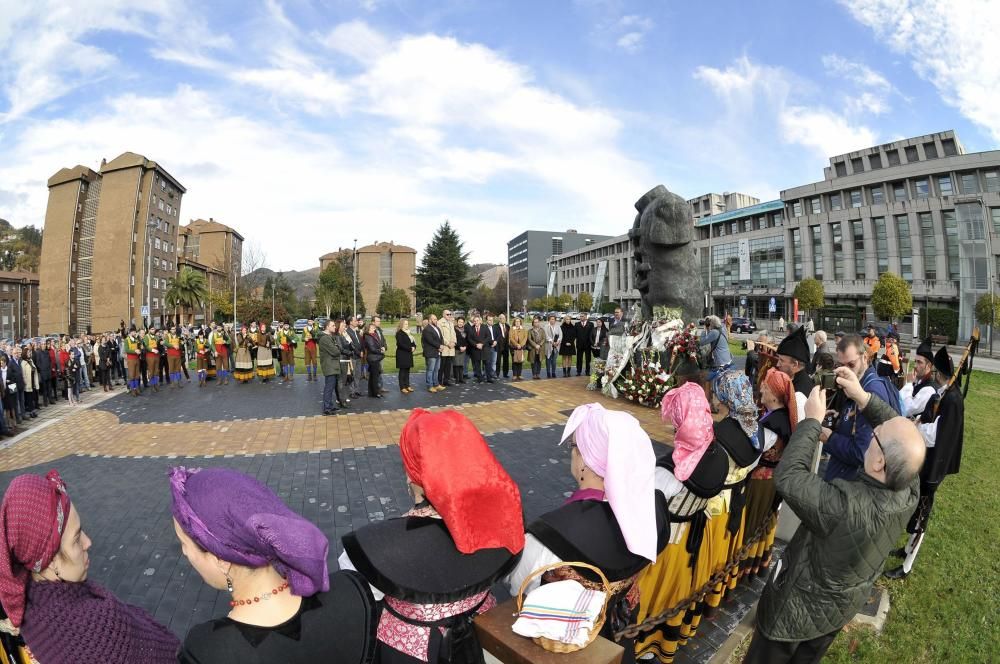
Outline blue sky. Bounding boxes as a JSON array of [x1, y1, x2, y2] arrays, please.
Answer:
[[1, 0, 997, 271]]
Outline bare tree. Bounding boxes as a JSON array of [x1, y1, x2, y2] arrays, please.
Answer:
[[239, 241, 269, 299]]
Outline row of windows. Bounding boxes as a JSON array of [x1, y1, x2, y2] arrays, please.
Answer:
[[555, 242, 627, 265], [790, 169, 1000, 217], [702, 211, 785, 240], [831, 138, 958, 177]]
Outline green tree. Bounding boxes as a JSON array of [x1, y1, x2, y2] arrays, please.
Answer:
[[793, 278, 825, 313], [413, 221, 479, 309], [576, 292, 593, 312], [599, 300, 620, 314], [165, 267, 208, 324], [871, 272, 913, 322], [557, 293, 574, 310], [470, 284, 493, 314], [974, 293, 1000, 328], [376, 283, 411, 318], [315, 255, 365, 319]]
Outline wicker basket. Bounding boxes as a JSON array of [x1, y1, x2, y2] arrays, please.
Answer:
[[515, 561, 611, 653]]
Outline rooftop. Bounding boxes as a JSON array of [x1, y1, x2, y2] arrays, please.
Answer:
[[100, 152, 187, 193], [694, 199, 784, 227], [184, 218, 244, 241]]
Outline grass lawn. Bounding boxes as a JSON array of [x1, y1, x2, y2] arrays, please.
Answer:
[[819, 370, 1000, 663]]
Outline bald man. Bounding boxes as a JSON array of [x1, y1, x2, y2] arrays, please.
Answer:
[[744, 370, 924, 664]]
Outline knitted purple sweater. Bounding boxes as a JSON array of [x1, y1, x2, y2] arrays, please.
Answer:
[[21, 580, 179, 664]]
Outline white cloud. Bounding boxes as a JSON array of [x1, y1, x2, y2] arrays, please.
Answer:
[[780, 106, 877, 157], [840, 0, 1000, 141], [614, 14, 654, 53], [821, 53, 895, 115], [324, 20, 390, 64]]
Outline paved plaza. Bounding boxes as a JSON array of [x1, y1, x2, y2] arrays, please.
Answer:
[[0, 368, 759, 663]]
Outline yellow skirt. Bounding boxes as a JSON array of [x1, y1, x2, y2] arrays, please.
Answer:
[[743, 477, 779, 578], [635, 526, 695, 664], [679, 521, 717, 644]]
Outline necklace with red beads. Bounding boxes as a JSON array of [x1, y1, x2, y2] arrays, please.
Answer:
[[229, 581, 290, 608]]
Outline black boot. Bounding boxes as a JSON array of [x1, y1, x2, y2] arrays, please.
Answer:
[[884, 566, 909, 580]]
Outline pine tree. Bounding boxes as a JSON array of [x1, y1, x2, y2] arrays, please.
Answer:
[[413, 221, 480, 308]]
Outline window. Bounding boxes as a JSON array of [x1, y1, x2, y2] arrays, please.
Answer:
[[810, 197, 821, 214], [832, 222, 845, 279], [943, 210, 960, 281], [830, 193, 842, 211], [731, 222, 739, 235], [957, 202, 986, 241], [905, 145, 919, 162], [974, 258, 989, 290], [896, 215, 912, 281], [920, 212, 937, 281], [792, 201, 803, 217], [873, 217, 888, 276], [993, 208, 1000, 235], [871, 185, 884, 205], [850, 189, 863, 208], [812, 226, 824, 278], [153, 277, 159, 289], [870, 153, 883, 170], [985, 171, 999, 192], [851, 157, 865, 173], [852, 220, 866, 278], [835, 161, 847, 177], [551, 238, 563, 255], [154, 238, 161, 250], [709, 242, 741, 289], [938, 175, 954, 196], [923, 142, 938, 159], [942, 138, 957, 156], [886, 149, 900, 166], [893, 181, 907, 201], [749, 236, 785, 287], [155, 218, 161, 229], [959, 172, 979, 194], [914, 179, 930, 198], [772, 212, 784, 227], [759, 215, 769, 230], [158, 200, 164, 211], [791, 229, 802, 280], [744, 219, 753, 233]]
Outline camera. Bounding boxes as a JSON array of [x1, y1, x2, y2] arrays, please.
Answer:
[[815, 369, 838, 392]]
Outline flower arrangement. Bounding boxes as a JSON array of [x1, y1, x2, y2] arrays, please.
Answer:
[[612, 348, 673, 407], [587, 358, 608, 391], [665, 323, 701, 371]]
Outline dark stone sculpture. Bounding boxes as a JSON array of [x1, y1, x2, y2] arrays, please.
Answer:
[[629, 185, 704, 323]]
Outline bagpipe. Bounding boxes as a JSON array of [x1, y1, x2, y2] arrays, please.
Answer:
[[934, 326, 979, 417]]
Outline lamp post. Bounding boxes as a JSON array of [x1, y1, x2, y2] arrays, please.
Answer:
[[352, 239, 358, 317], [146, 220, 156, 329], [271, 280, 276, 323], [506, 264, 510, 319]]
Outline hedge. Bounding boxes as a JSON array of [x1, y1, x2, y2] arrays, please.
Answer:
[[918, 307, 958, 344]]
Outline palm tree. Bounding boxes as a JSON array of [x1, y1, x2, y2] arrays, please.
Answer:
[[165, 267, 209, 325]]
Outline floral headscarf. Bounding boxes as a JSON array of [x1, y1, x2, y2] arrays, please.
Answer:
[[660, 382, 715, 481], [712, 371, 759, 447]]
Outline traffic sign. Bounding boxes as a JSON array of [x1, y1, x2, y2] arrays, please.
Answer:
[[740, 296, 747, 306], [141, 306, 149, 316], [768, 297, 776, 313]]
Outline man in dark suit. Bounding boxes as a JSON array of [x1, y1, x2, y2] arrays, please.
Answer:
[[495, 313, 511, 379], [420, 314, 445, 393], [373, 316, 388, 394], [464, 317, 476, 379], [345, 318, 364, 397], [468, 315, 491, 382], [33, 344, 53, 407], [574, 312, 595, 377]]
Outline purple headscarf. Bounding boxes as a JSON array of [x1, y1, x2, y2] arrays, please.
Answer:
[[169, 467, 330, 597]]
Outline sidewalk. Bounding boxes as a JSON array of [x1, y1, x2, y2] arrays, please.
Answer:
[[0, 384, 123, 453]]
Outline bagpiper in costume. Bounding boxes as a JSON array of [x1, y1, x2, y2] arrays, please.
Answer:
[[233, 325, 256, 383], [195, 331, 210, 387], [210, 324, 231, 385], [254, 322, 277, 382], [166, 326, 185, 389], [278, 322, 296, 383], [885, 345, 965, 580], [303, 319, 320, 381], [899, 338, 937, 417], [124, 328, 143, 396], [144, 327, 161, 392]]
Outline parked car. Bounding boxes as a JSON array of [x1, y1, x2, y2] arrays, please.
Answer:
[[731, 317, 757, 333], [293, 318, 309, 332]]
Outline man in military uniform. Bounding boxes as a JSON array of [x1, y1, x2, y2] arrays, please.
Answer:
[[885, 345, 965, 579]]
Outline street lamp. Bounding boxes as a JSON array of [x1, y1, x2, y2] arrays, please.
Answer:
[[352, 239, 358, 317], [146, 219, 156, 328], [271, 280, 276, 323]]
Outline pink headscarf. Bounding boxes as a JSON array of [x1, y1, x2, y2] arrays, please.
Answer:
[[660, 382, 715, 482], [561, 403, 657, 562]]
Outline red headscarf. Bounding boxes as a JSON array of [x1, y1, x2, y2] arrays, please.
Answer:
[[763, 368, 797, 432], [0, 470, 72, 627], [399, 409, 524, 555]]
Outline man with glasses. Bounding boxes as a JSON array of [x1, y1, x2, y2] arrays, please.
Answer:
[[745, 370, 924, 664], [819, 334, 901, 482]]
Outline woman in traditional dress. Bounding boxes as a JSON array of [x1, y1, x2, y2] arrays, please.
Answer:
[[559, 315, 576, 377], [742, 368, 796, 578], [695, 371, 761, 637], [170, 467, 376, 664], [253, 322, 276, 383], [636, 382, 727, 664], [233, 325, 256, 384], [0, 471, 179, 663], [508, 317, 528, 381], [506, 403, 668, 664], [341, 409, 524, 663], [278, 322, 296, 383], [395, 319, 416, 394]]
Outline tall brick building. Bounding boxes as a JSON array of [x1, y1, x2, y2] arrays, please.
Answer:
[[0, 271, 39, 339], [39, 152, 186, 334], [319, 241, 416, 316], [177, 218, 243, 324]]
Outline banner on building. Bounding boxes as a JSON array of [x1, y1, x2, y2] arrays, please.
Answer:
[[738, 239, 751, 281]]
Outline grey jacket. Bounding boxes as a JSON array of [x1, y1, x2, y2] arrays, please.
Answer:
[[318, 332, 341, 376], [755, 394, 918, 641]]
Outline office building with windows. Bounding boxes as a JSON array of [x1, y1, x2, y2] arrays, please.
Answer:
[[546, 234, 640, 312], [319, 241, 416, 315], [177, 218, 244, 324], [0, 271, 39, 339], [688, 192, 761, 222], [508, 230, 612, 302], [694, 130, 1000, 338], [39, 152, 186, 334]]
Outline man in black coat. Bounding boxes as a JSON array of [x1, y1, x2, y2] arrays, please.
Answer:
[[345, 318, 364, 397], [574, 313, 594, 376], [7, 349, 25, 424], [885, 345, 965, 580], [34, 345, 53, 407], [467, 315, 491, 382], [420, 314, 445, 393], [494, 313, 511, 379]]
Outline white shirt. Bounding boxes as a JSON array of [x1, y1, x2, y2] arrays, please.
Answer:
[[916, 384, 948, 448], [900, 380, 935, 418]]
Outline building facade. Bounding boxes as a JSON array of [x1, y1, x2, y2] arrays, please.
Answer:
[[0, 271, 39, 339], [177, 218, 244, 324], [508, 230, 613, 302], [546, 234, 640, 312], [39, 152, 186, 334], [688, 192, 761, 222], [319, 241, 417, 315], [693, 131, 1000, 338]]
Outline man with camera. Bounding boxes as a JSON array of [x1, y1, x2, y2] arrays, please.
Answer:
[[744, 369, 924, 663], [819, 335, 901, 482]]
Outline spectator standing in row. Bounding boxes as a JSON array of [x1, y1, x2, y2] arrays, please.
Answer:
[[509, 317, 527, 380], [485, 314, 499, 380], [575, 312, 594, 376], [543, 314, 561, 378], [590, 317, 609, 360], [421, 314, 444, 393], [362, 322, 383, 399], [528, 316, 546, 379], [373, 317, 388, 395], [19, 348, 39, 419], [319, 319, 343, 414], [452, 316, 468, 384], [558, 315, 576, 377], [608, 307, 626, 336], [33, 342, 52, 407], [808, 330, 832, 374], [395, 319, 416, 394], [495, 313, 511, 379], [438, 310, 456, 388], [468, 315, 489, 382], [345, 317, 363, 398]]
